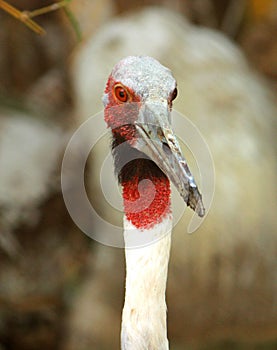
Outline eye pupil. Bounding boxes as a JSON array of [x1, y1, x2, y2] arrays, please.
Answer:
[[172, 88, 178, 100]]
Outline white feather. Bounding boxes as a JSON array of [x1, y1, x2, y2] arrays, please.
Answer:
[[121, 215, 172, 350]]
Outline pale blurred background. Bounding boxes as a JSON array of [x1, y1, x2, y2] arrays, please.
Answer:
[[0, 1, 276, 349]]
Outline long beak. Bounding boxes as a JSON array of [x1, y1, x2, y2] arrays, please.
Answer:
[[135, 100, 205, 217]]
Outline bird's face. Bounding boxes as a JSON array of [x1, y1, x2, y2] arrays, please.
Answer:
[[103, 56, 204, 217]]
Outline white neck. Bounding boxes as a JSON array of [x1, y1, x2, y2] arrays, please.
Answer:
[[121, 215, 172, 350]]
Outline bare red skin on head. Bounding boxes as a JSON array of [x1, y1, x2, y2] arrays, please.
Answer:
[[104, 77, 140, 128], [105, 75, 171, 229]]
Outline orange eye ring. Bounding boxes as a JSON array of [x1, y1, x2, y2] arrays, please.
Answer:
[[114, 84, 129, 103]]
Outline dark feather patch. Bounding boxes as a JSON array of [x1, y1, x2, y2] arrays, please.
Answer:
[[111, 125, 167, 184]]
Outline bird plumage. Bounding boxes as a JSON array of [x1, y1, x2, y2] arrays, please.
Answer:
[[122, 217, 171, 350], [104, 56, 204, 349]]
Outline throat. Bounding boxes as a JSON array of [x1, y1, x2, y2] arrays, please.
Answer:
[[112, 140, 171, 229], [123, 172, 171, 229]]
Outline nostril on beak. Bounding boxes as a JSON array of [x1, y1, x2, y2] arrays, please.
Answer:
[[162, 142, 171, 156]]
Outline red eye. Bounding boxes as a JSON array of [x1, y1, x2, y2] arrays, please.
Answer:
[[114, 84, 129, 102]]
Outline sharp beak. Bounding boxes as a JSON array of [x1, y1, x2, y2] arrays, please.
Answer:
[[135, 100, 205, 217]]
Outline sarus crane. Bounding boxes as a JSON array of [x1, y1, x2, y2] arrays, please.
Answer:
[[103, 56, 205, 350]]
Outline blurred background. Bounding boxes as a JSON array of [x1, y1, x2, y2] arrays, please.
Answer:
[[0, 1, 276, 349]]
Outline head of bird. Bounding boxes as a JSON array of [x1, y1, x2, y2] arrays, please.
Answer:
[[103, 56, 204, 217]]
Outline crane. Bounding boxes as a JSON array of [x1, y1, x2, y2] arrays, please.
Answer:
[[103, 56, 204, 350]]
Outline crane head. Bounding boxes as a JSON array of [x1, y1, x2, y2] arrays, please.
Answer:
[[103, 56, 205, 217]]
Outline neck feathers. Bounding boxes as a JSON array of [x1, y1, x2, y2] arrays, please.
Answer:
[[121, 218, 172, 350], [115, 131, 172, 350]]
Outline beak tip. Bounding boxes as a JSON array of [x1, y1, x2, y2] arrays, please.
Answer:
[[197, 205, 205, 218], [187, 187, 205, 218]]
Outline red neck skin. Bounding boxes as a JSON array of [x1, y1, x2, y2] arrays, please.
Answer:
[[104, 76, 171, 230], [122, 160, 171, 229]]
